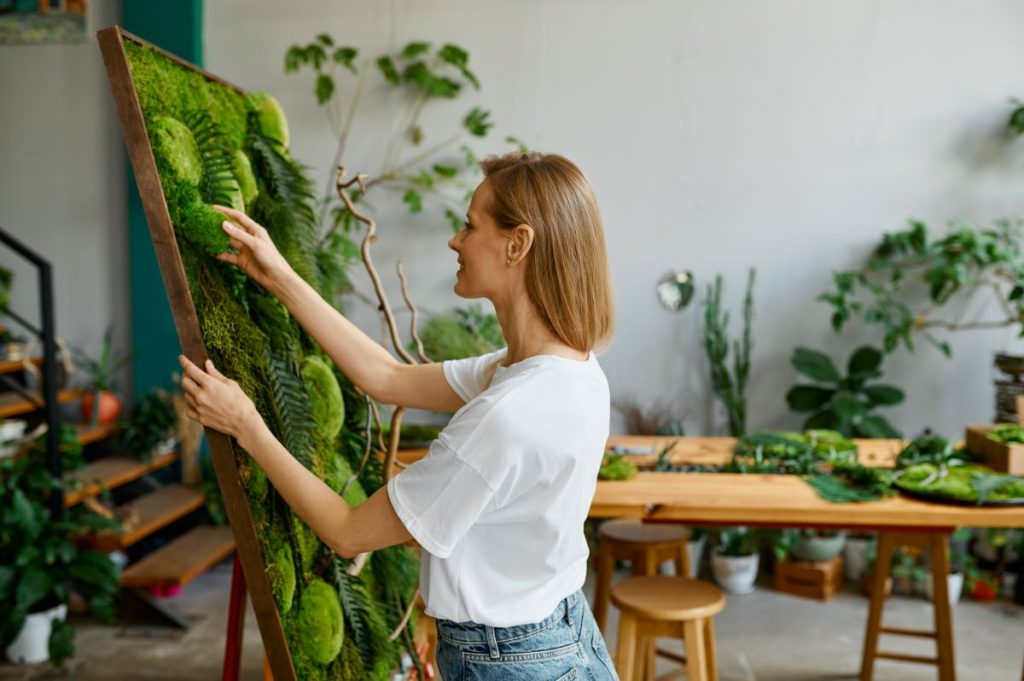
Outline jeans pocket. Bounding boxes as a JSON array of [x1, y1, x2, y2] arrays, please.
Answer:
[[556, 669, 579, 681]]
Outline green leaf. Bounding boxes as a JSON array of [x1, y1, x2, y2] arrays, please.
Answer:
[[832, 392, 867, 421], [48, 618, 74, 666], [848, 346, 882, 379], [463, 107, 493, 137], [400, 42, 431, 59], [861, 384, 904, 406], [402, 190, 422, 214], [284, 46, 305, 72], [332, 46, 358, 73], [315, 74, 335, 105], [505, 135, 529, 152], [445, 208, 464, 233], [437, 43, 468, 68], [15, 566, 51, 612], [376, 56, 400, 85], [857, 413, 902, 438], [316, 33, 334, 47], [307, 44, 327, 70], [791, 347, 841, 384], [1010, 103, 1024, 136], [786, 385, 834, 412], [805, 409, 840, 431], [432, 163, 457, 178]]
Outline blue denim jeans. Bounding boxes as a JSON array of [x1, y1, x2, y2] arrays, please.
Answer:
[[434, 590, 619, 681]]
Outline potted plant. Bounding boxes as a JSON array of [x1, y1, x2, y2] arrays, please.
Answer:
[[923, 529, 971, 606], [118, 388, 179, 462], [889, 547, 927, 596], [711, 526, 760, 594], [844, 532, 875, 582], [686, 527, 708, 578], [73, 326, 131, 426], [792, 529, 847, 562], [0, 453, 121, 665]]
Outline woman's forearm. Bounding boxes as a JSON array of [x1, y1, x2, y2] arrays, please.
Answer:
[[270, 269, 398, 400], [237, 419, 356, 557]]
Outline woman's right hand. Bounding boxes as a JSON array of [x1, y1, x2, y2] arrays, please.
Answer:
[[212, 205, 294, 293]]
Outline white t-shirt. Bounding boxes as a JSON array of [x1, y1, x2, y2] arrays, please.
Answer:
[[386, 347, 610, 627]]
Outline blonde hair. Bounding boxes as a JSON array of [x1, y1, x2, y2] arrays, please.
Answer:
[[480, 152, 614, 353]]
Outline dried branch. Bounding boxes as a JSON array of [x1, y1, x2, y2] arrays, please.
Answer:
[[383, 407, 405, 484], [336, 167, 416, 364], [397, 261, 430, 364], [388, 589, 420, 642]]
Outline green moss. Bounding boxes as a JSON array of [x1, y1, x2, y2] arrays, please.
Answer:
[[291, 512, 322, 579], [150, 116, 202, 184], [302, 356, 345, 441], [328, 635, 364, 680], [265, 542, 296, 614], [295, 579, 344, 665], [233, 149, 259, 208], [239, 458, 269, 501], [246, 91, 290, 147], [164, 181, 230, 255], [327, 452, 367, 507]]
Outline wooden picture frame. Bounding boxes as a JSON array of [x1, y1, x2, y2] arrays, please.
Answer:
[[96, 25, 296, 680]]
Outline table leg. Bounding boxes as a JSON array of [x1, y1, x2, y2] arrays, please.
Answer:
[[929, 532, 956, 681], [594, 540, 615, 632], [860, 532, 893, 681]]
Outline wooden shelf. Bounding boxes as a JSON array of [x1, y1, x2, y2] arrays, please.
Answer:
[[120, 525, 235, 587], [0, 356, 42, 375], [87, 483, 205, 551], [0, 387, 85, 418], [64, 449, 178, 507], [72, 422, 120, 446]]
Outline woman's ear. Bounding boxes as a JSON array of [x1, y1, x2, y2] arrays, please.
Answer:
[[507, 224, 535, 265]]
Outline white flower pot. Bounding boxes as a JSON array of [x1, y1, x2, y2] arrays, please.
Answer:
[[0, 419, 27, 458], [844, 536, 873, 583], [5, 603, 67, 665], [711, 551, 760, 594], [687, 535, 707, 578], [924, 572, 964, 606]]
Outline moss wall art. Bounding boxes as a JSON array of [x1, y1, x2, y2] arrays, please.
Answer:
[[99, 28, 419, 681]]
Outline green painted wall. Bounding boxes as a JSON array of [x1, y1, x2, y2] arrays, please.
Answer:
[[123, 0, 203, 396]]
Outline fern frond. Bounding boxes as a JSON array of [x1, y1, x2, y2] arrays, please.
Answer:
[[265, 347, 315, 469], [333, 558, 390, 669], [185, 110, 239, 207]]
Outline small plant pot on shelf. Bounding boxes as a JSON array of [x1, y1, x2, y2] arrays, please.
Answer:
[[81, 390, 122, 426], [0, 419, 27, 458], [924, 572, 964, 606], [4, 603, 67, 665], [711, 551, 759, 594]]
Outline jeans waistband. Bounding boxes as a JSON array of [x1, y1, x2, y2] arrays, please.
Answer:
[[435, 590, 581, 647]]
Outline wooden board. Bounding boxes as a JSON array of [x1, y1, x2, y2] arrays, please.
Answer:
[[591, 472, 1024, 530], [72, 422, 120, 446], [63, 449, 178, 507], [88, 483, 205, 551], [0, 356, 42, 375], [965, 425, 1024, 475], [120, 525, 235, 587], [0, 388, 85, 418], [97, 26, 295, 679]]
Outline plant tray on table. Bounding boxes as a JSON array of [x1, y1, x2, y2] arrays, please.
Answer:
[[894, 463, 1024, 506]]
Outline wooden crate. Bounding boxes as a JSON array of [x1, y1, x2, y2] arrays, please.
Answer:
[[774, 555, 844, 601], [965, 425, 1024, 475]]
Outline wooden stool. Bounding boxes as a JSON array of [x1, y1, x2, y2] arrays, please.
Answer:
[[860, 531, 955, 681], [611, 576, 725, 681], [593, 519, 692, 632]]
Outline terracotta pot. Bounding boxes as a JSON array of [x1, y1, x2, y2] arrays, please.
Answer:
[[81, 390, 122, 425]]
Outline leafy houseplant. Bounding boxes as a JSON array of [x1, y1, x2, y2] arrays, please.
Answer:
[[0, 266, 12, 315], [73, 326, 132, 426], [711, 526, 761, 594], [417, 305, 504, 361], [284, 35, 523, 305], [702, 269, 755, 436], [118, 389, 178, 462], [0, 453, 121, 665], [785, 346, 904, 438]]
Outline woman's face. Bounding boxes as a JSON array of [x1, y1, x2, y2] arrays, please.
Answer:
[[448, 180, 510, 300]]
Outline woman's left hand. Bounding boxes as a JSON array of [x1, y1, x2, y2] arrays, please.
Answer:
[[179, 355, 261, 441]]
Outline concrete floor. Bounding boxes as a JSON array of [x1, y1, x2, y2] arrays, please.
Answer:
[[1, 558, 1022, 680]]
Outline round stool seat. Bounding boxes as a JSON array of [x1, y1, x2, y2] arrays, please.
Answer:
[[600, 518, 691, 544], [611, 576, 725, 621]]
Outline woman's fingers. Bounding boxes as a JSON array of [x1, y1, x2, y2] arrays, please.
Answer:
[[216, 252, 240, 266], [212, 205, 263, 236], [221, 221, 259, 246], [205, 359, 229, 382], [178, 354, 211, 388]]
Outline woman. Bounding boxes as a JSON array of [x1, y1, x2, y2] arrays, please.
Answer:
[[179, 152, 619, 680]]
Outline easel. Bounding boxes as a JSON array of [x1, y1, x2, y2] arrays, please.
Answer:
[[222, 554, 248, 681]]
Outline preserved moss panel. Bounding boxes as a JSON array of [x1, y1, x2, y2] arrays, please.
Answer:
[[124, 39, 418, 678]]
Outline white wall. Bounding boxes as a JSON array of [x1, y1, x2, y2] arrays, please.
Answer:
[[205, 0, 1024, 437], [0, 1, 130, 391]]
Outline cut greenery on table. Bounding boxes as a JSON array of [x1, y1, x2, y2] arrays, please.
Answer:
[[895, 463, 1024, 505], [986, 423, 1024, 444], [598, 452, 638, 481]]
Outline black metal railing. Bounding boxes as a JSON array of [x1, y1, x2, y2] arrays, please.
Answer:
[[0, 226, 62, 519]]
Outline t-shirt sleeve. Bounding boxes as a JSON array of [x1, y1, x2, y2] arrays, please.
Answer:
[[386, 440, 496, 559], [442, 348, 507, 403]]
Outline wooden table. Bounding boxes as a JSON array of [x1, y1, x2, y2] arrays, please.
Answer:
[[590, 436, 1024, 681]]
